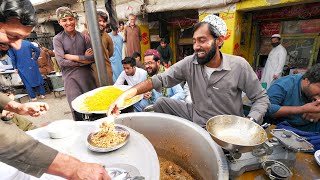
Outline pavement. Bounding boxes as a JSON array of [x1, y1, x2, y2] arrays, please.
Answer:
[[20, 92, 73, 127]]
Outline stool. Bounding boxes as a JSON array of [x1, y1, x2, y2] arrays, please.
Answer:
[[15, 94, 29, 103], [47, 74, 64, 98], [53, 87, 65, 98]]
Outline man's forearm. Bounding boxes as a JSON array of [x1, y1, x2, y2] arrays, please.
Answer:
[[272, 106, 304, 118], [122, 79, 153, 100], [47, 153, 81, 179]]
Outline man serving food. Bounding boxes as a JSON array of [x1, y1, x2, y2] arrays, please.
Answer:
[[108, 14, 269, 127]]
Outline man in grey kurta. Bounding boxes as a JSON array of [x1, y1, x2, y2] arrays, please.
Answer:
[[152, 52, 269, 127], [53, 7, 97, 121], [108, 14, 269, 127]]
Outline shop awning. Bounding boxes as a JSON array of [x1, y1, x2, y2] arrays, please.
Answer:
[[32, 0, 78, 12], [115, 0, 240, 19]]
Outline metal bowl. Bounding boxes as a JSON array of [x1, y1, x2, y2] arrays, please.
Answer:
[[86, 125, 130, 152], [115, 112, 229, 180], [206, 115, 267, 153]]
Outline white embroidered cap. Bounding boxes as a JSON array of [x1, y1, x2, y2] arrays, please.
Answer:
[[271, 34, 281, 38], [201, 14, 227, 37]]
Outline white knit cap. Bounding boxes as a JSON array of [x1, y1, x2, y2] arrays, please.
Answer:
[[201, 14, 227, 37]]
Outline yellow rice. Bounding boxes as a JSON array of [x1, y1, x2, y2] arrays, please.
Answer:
[[82, 87, 138, 111]]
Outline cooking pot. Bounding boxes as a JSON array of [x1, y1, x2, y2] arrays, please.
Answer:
[[115, 112, 229, 180], [206, 115, 267, 153]]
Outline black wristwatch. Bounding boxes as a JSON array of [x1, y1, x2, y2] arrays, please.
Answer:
[[247, 116, 258, 123]]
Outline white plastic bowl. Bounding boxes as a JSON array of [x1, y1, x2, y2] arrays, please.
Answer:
[[47, 119, 76, 139]]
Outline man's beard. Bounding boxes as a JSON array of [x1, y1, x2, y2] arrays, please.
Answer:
[[302, 91, 313, 103], [196, 39, 217, 65], [147, 65, 158, 76]]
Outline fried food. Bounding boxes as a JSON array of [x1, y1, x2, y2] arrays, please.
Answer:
[[91, 122, 127, 148]]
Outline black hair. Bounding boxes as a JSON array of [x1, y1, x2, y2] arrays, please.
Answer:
[[302, 64, 320, 84], [0, 0, 37, 26], [97, 11, 108, 22], [122, 57, 136, 67], [153, 55, 160, 62], [160, 38, 167, 43], [192, 22, 220, 38], [132, 52, 141, 59], [0, 85, 16, 94], [119, 21, 124, 26]]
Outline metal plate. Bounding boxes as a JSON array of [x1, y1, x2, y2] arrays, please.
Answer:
[[271, 129, 314, 152], [71, 85, 143, 114], [107, 164, 141, 179], [86, 125, 130, 152]]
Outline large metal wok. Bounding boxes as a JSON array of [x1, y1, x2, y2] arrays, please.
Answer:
[[206, 115, 267, 153]]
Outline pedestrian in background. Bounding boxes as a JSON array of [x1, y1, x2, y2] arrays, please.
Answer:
[[124, 14, 141, 56], [260, 34, 287, 89], [109, 28, 124, 82], [156, 38, 173, 67], [9, 40, 45, 101], [53, 6, 97, 121]]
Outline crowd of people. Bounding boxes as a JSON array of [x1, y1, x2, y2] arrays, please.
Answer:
[[0, 0, 319, 179]]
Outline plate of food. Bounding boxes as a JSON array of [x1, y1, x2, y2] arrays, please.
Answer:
[[71, 85, 142, 114], [87, 121, 130, 152]]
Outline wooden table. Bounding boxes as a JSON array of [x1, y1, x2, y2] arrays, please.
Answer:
[[237, 126, 320, 179]]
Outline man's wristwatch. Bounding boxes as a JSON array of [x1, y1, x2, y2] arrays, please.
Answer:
[[247, 116, 258, 123]]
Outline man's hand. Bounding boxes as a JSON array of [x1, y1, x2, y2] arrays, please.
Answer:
[[143, 91, 152, 99], [303, 112, 320, 123], [70, 162, 110, 180], [273, 74, 279, 80], [21, 102, 49, 117], [168, 61, 172, 66], [85, 48, 93, 56], [301, 100, 320, 113], [48, 153, 110, 180], [107, 96, 125, 116], [2, 110, 14, 119], [65, 54, 92, 64], [4, 101, 49, 117]]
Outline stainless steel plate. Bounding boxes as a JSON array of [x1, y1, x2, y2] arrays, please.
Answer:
[[87, 125, 130, 152]]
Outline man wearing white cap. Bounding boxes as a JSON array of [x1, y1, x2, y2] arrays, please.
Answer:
[[108, 14, 269, 127], [260, 34, 287, 89]]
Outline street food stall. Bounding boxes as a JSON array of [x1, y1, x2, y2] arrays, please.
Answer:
[[1, 84, 319, 179]]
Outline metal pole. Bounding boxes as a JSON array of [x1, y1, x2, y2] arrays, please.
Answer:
[[83, 0, 109, 86]]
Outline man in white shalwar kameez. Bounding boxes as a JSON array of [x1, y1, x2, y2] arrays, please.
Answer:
[[261, 34, 287, 89]]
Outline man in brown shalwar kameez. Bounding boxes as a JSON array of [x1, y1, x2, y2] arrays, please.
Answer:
[[91, 10, 114, 85], [53, 7, 97, 121], [124, 14, 142, 57]]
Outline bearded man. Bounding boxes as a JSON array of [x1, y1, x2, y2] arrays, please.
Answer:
[[108, 15, 270, 127]]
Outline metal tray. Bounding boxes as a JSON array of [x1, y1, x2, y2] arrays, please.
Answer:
[[71, 85, 143, 114], [86, 125, 130, 152]]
